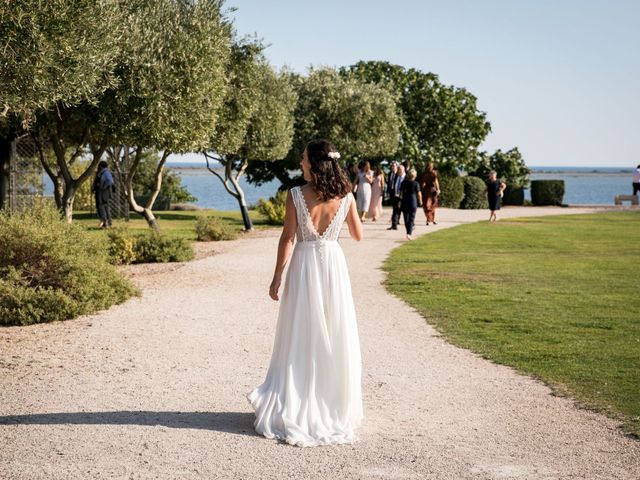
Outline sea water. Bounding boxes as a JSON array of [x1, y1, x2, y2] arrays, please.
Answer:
[[43, 163, 636, 211], [172, 165, 635, 210]]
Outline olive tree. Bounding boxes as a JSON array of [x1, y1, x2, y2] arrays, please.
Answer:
[[104, 0, 232, 231], [0, 0, 123, 211], [246, 67, 401, 189], [204, 44, 297, 230]]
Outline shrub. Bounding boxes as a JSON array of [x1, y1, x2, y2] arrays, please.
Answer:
[[257, 190, 288, 225], [107, 228, 139, 265], [135, 234, 194, 263], [503, 184, 525, 206], [107, 228, 195, 264], [195, 216, 238, 241], [460, 176, 489, 209], [0, 205, 137, 326], [531, 180, 565, 206], [470, 148, 531, 188], [438, 174, 464, 208]]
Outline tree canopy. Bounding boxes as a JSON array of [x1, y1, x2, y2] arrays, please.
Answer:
[[247, 67, 401, 188], [342, 61, 491, 173], [0, 0, 123, 121], [470, 148, 531, 187]]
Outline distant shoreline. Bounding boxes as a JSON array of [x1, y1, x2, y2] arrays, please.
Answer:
[[166, 164, 634, 176]]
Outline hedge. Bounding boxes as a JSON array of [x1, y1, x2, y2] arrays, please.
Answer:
[[460, 176, 489, 209], [530, 180, 565, 206], [503, 185, 525, 206], [438, 175, 464, 208]]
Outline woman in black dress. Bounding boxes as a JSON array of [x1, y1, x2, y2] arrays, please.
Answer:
[[399, 168, 422, 240], [485, 170, 506, 222]]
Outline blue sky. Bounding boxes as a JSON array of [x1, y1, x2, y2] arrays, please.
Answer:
[[224, 0, 639, 167]]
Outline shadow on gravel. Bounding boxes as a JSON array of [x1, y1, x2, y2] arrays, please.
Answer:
[[0, 411, 259, 437]]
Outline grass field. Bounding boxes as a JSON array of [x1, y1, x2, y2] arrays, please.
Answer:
[[73, 208, 272, 239], [383, 212, 640, 435]]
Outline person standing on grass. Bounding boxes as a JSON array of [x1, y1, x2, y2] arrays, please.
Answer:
[[633, 164, 640, 196], [92, 160, 115, 228], [419, 162, 440, 225], [387, 164, 405, 230], [485, 170, 506, 222], [367, 164, 385, 221], [399, 168, 422, 240]]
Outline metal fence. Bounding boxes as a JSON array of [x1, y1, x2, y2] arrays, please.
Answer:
[[8, 135, 44, 213], [6, 136, 129, 219]]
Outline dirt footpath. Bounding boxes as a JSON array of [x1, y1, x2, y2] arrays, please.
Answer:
[[1, 206, 639, 479]]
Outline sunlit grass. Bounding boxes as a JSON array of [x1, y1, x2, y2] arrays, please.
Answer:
[[384, 212, 640, 435], [73, 208, 272, 239]]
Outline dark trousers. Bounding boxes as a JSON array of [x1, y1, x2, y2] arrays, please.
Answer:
[[402, 207, 416, 235], [634, 183, 640, 196], [97, 201, 112, 226], [391, 197, 402, 228]]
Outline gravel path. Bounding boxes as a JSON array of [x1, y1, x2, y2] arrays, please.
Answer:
[[1, 206, 639, 480]]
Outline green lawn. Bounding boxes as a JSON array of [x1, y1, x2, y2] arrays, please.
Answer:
[[73, 208, 272, 239], [383, 212, 640, 435]]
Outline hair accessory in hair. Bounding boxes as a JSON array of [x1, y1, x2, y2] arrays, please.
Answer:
[[327, 151, 341, 160]]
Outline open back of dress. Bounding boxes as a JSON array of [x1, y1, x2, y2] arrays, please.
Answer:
[[247, 186, 363, 447]]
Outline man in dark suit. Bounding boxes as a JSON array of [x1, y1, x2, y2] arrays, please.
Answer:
[[387, 164, 405, 230], [386, 161, 398, 205]]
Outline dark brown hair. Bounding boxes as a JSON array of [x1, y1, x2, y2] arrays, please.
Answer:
[[305, 139, 352, 201]]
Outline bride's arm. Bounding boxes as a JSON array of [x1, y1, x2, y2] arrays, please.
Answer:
[[269, 191, 297, 301], [345, 199, 363, 241]]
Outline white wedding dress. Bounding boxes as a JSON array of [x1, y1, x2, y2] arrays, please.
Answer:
[[247, 186, 363, 447]]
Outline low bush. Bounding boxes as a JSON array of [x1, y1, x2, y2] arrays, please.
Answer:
[[0, 205, 137, 326], [135, 234, 194, 263], [438, 175, 464, 208], [107, 228, 138, 265], [460, 176, 489, 209], [503, 184, 525, 206], [257, 190, 288, 225], [107, 228, 194, 264], [530, 180, 565, 206], [195, 216, 238, 241]]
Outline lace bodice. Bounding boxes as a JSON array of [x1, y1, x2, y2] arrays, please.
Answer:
[[291, 186, 352, 242]]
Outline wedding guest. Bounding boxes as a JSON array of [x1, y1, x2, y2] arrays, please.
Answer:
[[419, 162, 440, 225], [400, 168, 422, 240], [367, 164, 385, 221], [92, 160, 115, 228], [386, 161, 398, 205], [387, 164, 405, 230], [355, 161, 373, 221], [633, 164, 640, 196], [485, 171, 506, 222], [345, 162, 356, 187]]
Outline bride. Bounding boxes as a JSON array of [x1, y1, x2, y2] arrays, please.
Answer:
[[247, 139, 364, 447]]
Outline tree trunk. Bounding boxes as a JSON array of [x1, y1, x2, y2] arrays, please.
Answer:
[[205, 154, 254, 231], [53, 178, 64, 210], [124, 147, 162, 233], [62, 185, 76, 223], [228, 159, 253, 231], [0, 134, 12, 211]]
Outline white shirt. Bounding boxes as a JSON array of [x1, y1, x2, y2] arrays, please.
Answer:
[[633, 168, 640, 183]]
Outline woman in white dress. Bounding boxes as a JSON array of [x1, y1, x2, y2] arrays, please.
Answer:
[[355, 161, 373, 221], [247, 139, 364, 447]]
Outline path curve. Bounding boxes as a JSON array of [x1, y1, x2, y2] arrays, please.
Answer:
[[1, 206, 639, 480]]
